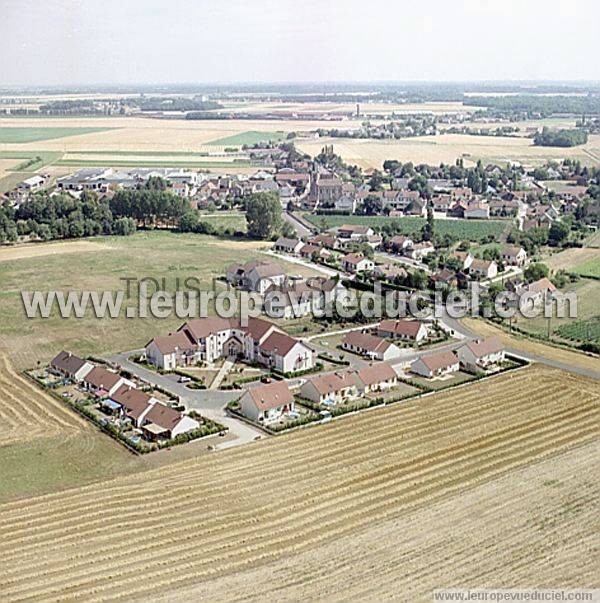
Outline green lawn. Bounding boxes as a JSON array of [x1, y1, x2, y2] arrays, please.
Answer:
[[573, 256, 600, 278], [198, 212, 247, 231], [208, 130, 287, 147], [0, 231, 321, 369], [0, 127, 116, 143], [306, 214, 508, 242]]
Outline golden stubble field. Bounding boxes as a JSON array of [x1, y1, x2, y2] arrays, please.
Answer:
[[0, 365, 597, 601], [0, 354, 88, 447], [296, 133, 600, 169]]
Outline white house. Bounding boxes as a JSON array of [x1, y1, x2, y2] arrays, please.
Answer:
[[457, 337, 505, 372], [355, 363, 398, 394], [50, 351, 94, 382], [141, 402, 200, 440], [469, 259, 498, 280], [407, 242, 435, 261], [411, 351, 460, 378], [226, 260, 286, 294], [376, 319, 428, 343], [300, 371, 360, 405], [341, 331, 401, 361], [337, 224, 374, 239], [501, 245, 528, 267], [83, 366, 134, 398], [239, 380, 295, 424], [452, 251, 474, 271], [257, 331, 316, 374], [145, 330, 198, 371], [273, 237, 304, 255], [341, 253, 374, 273]]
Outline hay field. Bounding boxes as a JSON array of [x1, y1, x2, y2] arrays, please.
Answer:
[[0, 240, 112, 263], [0, 365, 597, 601], [0, 158, 21, 178], [545, 247, 599, 272], [0, 354, 87, 447], [297, 134, 600, 169], [164, 439, 600, 602], [0, 116, 332, 153]]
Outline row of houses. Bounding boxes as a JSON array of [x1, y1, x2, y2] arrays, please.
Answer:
[[145, 316, 316, 374], [410, 337, 505, 378], [49, 351, 199, 440]]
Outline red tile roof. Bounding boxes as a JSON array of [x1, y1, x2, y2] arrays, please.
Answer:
[[246, 381, 294, 412]]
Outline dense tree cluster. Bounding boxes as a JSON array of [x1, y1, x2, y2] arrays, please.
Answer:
[[533, 127, 588, 148], [464, 95, 600, 117], [109, 179, 189, 227], [0, 191, 136, 244]]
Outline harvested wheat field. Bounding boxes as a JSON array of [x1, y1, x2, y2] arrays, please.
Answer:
[[0, 354, 87, 447], [0, 365, 598, 601], [296, 134, 600, 169], [0, 240, 112, 263], [161, 439, 600, 602]]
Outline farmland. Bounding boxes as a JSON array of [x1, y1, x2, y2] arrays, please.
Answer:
[[0, 365, 597, 601], [296, 133, 600, 169], [0, 232, 320, 369], [0, 353, 86, 447], [304, 213, 508, 241], [207, 130, 287, 146], [506, 278, 599, 343], [0, 127, 116, 144], [1, 115, 599, 170], [573, 257, 600, 278]]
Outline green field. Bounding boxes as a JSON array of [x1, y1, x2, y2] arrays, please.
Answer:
[[0, 127, 115, 143], [198, 212, 247, 231], [0, 150, 61, 170], [0, 433, 139, 503], [208, 130, 287, 147], [305, 214, 509, 242], [0, 232, 321, 369], [555, 317, 600, 344], [573, 256, 600, 278]]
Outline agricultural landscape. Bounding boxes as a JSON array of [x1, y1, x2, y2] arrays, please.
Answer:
[[1, 1, 600, 600]]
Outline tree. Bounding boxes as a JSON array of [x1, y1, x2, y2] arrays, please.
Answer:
[[179, 211, 200, 233], [524, 262, 549, 282], [361, 194, 382, 216], [245, 192, 283, 240], [548, 221, 570, 246], [422, 206, 435, 242]]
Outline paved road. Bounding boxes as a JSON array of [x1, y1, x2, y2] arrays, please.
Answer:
[[262, 249, 342, 278], [106, 351, 263, 448], [376, 251, 432, 274], [283, 211, 313, 238]]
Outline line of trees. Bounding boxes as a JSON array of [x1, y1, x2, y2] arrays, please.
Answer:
[[0, 191, 136, 244]]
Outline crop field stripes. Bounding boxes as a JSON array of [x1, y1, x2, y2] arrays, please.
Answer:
[[0, 354, 87, 446], [0, 366, 598, 601]]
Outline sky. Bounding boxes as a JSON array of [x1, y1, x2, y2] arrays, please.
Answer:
[[1, 0, 599, 87]]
